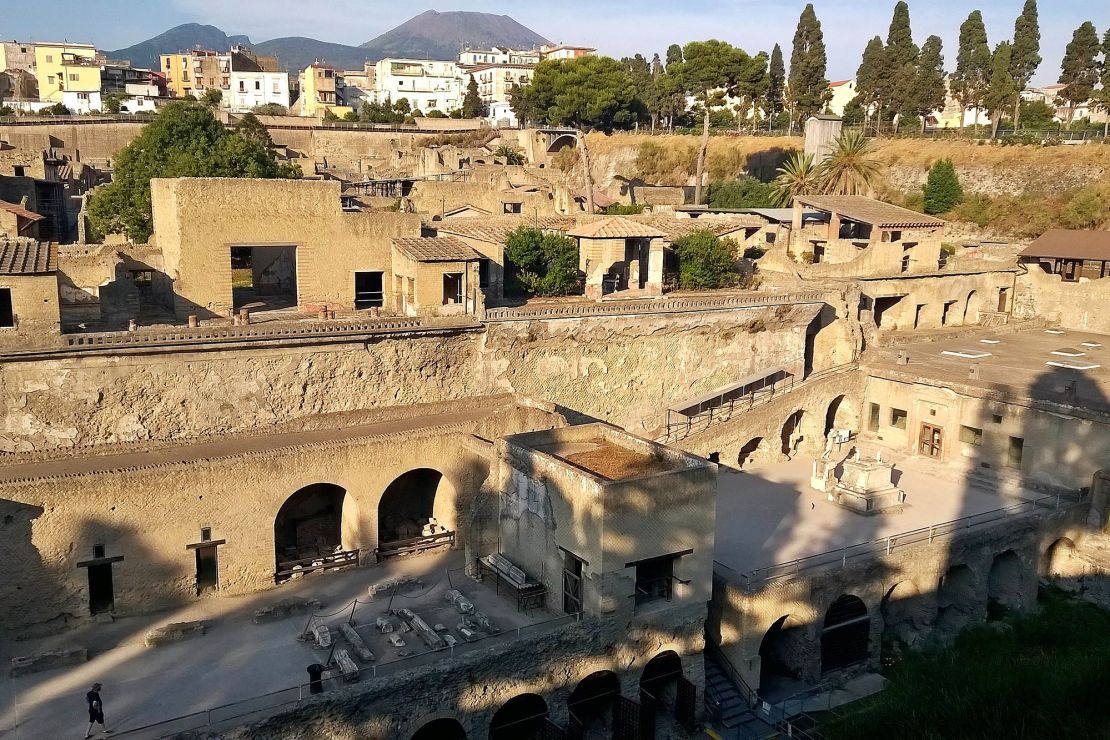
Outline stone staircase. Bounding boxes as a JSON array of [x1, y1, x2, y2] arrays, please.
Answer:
[[704, 657, 775, 738]]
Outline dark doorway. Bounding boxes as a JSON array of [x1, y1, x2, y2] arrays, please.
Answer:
[[738, 437, 763, 468], [378, 469, 442, 545], [758, 614, 806, 699], [821, 594, 871, 673], [490, 693, 548, 740], [411, 718, 466, 740], [231, 245, 298, 311], [824, 395, 848, 437], [913, 304, 926, 329], [873, 295, 903, 328], [354, 271, 384, 308], [195, 544, 219, 594], [274, 483, 346, 579], [780, 410, 804, 456], [563, 549, 584, 614], [997, 287, 1009, 312], [941, 300, 956, 326], [640, 650, 682, 709], [0, 288, 13, 327], [88, 564, 115, 615], [568, 670, 621, 735]]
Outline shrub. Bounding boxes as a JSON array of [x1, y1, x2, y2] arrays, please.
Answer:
[[0, 106, 14, 117], [706, 177, 778, 209], [801, 250, 815, 264], [39, 102, 70, 116], [1059, 186, 1110, 229], [743, 245, 767, 260], [922, 159, 963, 214], [604, 203, 646, 215], [672, 230, 740, 290], [504, 227, 581, 296], [951, 193, 994, 228], [425, 109, 446, 118], [252, 103, 288, 116]]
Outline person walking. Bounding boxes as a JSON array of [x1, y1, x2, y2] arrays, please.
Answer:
[[85, 682, 110, 738]]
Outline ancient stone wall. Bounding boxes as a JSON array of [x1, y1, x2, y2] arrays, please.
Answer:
[[1014, 267, 1110, 334]]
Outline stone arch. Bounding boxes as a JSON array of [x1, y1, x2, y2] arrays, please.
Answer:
[[1042, 537, 1085, 585], [411, 717, 466, 740], [821, 594, 871, 674], [936, 563, 979, 636], [963, 290, 979, 324], [567, 670, 621, 737], [273, 483, 356, 582], [780, 410, 805, 457], [987, 549, 1025, 614], [640, 650, 683, 716], [758, 614, 807, 698], [823, 395, 857, 437], [378, 468, 453, 546], [490, 693, 548, 740], [547, 133, 577, 153], [737, 437, 764, 468], [880, 580, 931, 652]]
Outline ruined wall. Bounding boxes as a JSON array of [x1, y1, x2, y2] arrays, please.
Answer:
[[1014, 267, 1110, 334], [0, 273, 60, 340], [0, 121, 143, 169], [861, 270, 1016, 332], [408, 179, 559, 218]]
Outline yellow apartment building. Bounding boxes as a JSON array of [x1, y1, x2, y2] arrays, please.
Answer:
[[160, 53, 194, 98], [34, 43, 97, 102]]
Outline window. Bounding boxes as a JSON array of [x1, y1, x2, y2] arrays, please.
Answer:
[[867, 402, 880, 432], [0, 288, 13, 328], [1007, 437, 1024, 468], [503, 202, 522, 214], [353, 271, 384, 308], [992, 413, 1003, 424], [442, 272, 464, 305], [77, 92, 89, 101], [46, 55, 53, 63], [13, 166, 26, 177], [69, 73, 78, 82], [255, 80, 261, 90], [890, 408, 907, 430], [131, 270, 153, 284], [239, 81, 245, 92], [959, 425, 983, 445], [47, 75, 55, 85], [631, 553, 684, 607]]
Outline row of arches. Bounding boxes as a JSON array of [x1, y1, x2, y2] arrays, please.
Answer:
[[735, 394, 857, 468], [757, 542, 1072, 695], [407, 651, 687, 739]]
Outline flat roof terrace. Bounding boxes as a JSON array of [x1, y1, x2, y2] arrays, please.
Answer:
[[865, 327, 1110, 416]]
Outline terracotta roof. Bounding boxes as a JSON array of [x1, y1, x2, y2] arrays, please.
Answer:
[[433, 216, 575, 244], [1020, 230, 1110, 261], [0, 238, 56, 274], [634, 215, 762, 240], [392, 236, 485, 262], [0, 201, 44, 222], [567, 216, 666, 239], [795, 195, 946, 228], [442, 204, 492, 218]]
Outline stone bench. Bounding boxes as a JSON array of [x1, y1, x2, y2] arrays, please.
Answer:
[[144, 621, 207, 647], [252, 597, 321, 624], [10, 647, 87, 677]]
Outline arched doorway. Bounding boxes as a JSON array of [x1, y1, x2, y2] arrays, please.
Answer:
[[987, 550, 1025, 615], [781, 410, 805, 457], [567, 670, 621, 738], [963, 290, 978, 324], [490, 694, 548, 740], [378, 468, 445, 546], [1043, 537, 1084, 585], [820, 594, 871, 673], [411, 717, 466, 740], [274, 483, 351, 581], [758, 614, 807, 699], [640, 650, 682, 715], [881, 580, 930, 657], [936, 563, 978, 636], [738, 437, 763, 468], [823, 395, 857, 437]]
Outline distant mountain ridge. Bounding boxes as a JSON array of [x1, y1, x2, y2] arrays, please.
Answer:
[[108, 11, 549, 73]]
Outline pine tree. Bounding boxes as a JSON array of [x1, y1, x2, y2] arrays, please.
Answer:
[[922, 159, 963, 215], [1009, 0, 1041, 127], [1057, 21, 1101, 123], [788, 3, 831, 123], [461, 76, 484, 119], [950, 11, 992, 133], [853, 37, 886, 133], [984, 42, 1019, 137], [666, 44, 684, 70], [883, 1, 920, 123], [913, 36, 947, 133], [767, 44, 786, 128]]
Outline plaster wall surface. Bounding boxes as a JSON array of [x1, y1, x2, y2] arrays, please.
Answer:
[[1014, 267, 1110, 334]]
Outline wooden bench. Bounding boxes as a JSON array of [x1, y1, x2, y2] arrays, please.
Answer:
[[479, 553, 547, 612]]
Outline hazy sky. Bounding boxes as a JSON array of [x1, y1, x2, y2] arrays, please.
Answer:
[[3, 1, 1105, 85]]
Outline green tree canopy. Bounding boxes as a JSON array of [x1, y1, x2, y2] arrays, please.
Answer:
[[1010, 0, 1042, 126], [461, 76, 484, 118], [913, 36, 947, 129], [788, 3, 832, 121], [1057, 21, 1101, 122], [882, 1, 920, 120], [767, 44, 786, 118], [200, 88, 222, 108], [951, 11, 992, 128], [984, 42, 1019, 136], [853, 36, 887, 130], [504, 226, 580, 296], [233, 112, 274, 149], [672, 231, 740, 290], [86, 103, 300, 242], [1017, 99, 1056, 128], [922, 159, 963, 214], [706, 178, 778, 209]]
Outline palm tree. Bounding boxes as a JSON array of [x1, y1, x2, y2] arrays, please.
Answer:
[[773, 151, 820, 205], [816, 130, 883, 196], [495, 145, 525, 165]]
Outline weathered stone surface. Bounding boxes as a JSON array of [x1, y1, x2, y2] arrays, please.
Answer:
[[10, 647, 87, 677], [340, 623, 375, 663], [252, 598, 320, 625], [333, 648, 360, 683], [143, 620, 206, 647]]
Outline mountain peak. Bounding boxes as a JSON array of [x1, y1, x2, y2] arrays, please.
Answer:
[[361, 10, 550, 59]]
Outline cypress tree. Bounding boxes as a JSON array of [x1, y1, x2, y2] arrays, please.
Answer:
[[767, 43, 786, 124], [461, 76, 484, 118], [883, 1, 920, 123], [853, 37, 886, 133], [950, 11, 992, 132], [1097, 30, 1110, 136], [1009, 0, 1041, 127], [922, 159, 963, 214], [984, 42, 1018, 137], [788, 3, 831, 123], [1057, 21, 1101, 123], [913, 36, 947, 132], [666, 44, 684, 70]]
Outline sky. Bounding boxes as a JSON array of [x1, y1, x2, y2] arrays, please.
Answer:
[[2, 1, 1105, 86]]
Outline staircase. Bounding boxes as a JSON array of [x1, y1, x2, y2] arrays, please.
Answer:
[[704, 653, 775, 738]]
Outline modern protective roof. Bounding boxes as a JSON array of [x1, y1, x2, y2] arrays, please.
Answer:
[[1019, 229, 1110, 261], [391, 236, 484, 262], [0, 201, 44, 223], [0, 237, 56, 274], [567, 216, 666, 239], [433, 216, 575, 244], [632, 215, 762, 241], [795, 195, 946, 229]]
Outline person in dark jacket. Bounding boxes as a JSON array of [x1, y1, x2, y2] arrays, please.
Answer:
[[85, 682, 110, 737]]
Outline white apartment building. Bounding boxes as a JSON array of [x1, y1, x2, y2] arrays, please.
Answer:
[[228, 69, 289, 112], [458, 47, 541, 68], [468, 63, 534, 126], [373, 58, 463, 114]]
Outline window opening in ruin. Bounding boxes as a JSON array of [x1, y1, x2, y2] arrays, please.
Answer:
[[820, 594, 870, 673], [959, 425, 983, 445], [992, 413, 1004, 424], [195, 544, 219, 594], [478, 259, 490, 288], [890, 408, 907, 430], [378, 469, 443, 546], [490, 693, 549, 740], [442, 273, 463, 305], [93, 543, 106, 559], [503, 202, 522, 214], [920, 423, 943, 457], [0, 288, 13, 328], [410, 718, 466, 740], [868, 403, 880, 432], [231, 245, 297, 311], [562, 549, 584, 614], [274, 483, 347, 582], [738, 437, 763, 468], [354, 271, 384, 308], [631, 553, 681, 607], [12, 165, 26, 177], [1007, 437, 1024, 468]]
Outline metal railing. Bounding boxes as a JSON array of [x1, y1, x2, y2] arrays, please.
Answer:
[[484, 290, 825, 322], [704, 632, 759, 709], [110, 610, 584, 738], [717, 490, 1089, 593]]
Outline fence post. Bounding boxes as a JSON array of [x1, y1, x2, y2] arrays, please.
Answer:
[[841, 546, 847, 567], [207, 708, 212, 726], [886, 536, 892, 555], [1055, 494, 1061, 510]]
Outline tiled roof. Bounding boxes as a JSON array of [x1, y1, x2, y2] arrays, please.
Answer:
[[433, 216, 576, 244], [0, 238, 56, 274], [572, 189, 618, 208], [567, 216, 667, 239], [633, 215, 762, 240], [1020, 229, 1110, 261], [795, 195, 945, 228], [392, 236, 485, 262], [0, 201, 44, 222]]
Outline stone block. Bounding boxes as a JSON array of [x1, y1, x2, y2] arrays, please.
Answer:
[[312, 624, 332, 649], [388, 633, 406, 648], [144, 621, 207, 648], [375, 616, 394, 633], [444, 589, 474, 614], [340, 623, 375, 662], [399, 608, 445, 650], [10, 647, 87, 677], [367, 575, 423, 600], [252, 597, 320, 624], [333, 648, 360, 683]]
